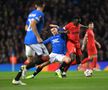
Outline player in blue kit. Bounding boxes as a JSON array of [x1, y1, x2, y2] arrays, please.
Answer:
[[25, 27, 71, 79], [12, 0, 49, 85]]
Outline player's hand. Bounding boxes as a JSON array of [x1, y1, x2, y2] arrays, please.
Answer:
[[37, 37, 43, 43], [97, 43, 101, 49]]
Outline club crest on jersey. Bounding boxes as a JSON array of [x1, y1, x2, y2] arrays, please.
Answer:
[[29, 14, 36, 17]]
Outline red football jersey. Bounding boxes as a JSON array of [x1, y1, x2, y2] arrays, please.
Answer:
[[86, 29, 96, 49], [65, 22, 80, 43]]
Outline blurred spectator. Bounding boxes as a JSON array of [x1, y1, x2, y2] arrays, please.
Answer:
[[0, 0, 108, 63]]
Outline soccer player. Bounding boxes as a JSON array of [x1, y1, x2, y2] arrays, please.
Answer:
[[12, 0, 49, 85], [50, 17, 88, 77], [81, 22, 101, 71], [25, 27, 71, 79]]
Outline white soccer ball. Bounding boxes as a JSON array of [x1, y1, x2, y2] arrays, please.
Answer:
[[84, 69, 93, 77]]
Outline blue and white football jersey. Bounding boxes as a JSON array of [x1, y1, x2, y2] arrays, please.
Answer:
[[43, 34, 66, 54], [24, 10, 44, 45]]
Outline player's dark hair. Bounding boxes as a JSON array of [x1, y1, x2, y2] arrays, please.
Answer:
[[35, 0, 46, 7], [72, 16, 81, 23]]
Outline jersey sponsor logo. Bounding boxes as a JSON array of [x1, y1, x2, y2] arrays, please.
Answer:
[[52, 38, 60, 43]]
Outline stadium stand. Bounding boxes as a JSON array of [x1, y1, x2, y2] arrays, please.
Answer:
[[0, 0, 108, 63]]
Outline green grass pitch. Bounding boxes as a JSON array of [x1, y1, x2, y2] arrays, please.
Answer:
[[0, 71, 108, 90]]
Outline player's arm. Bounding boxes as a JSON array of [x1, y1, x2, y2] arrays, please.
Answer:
[[25, 20, 29, 31], [81, 33, 87, 51], [49, 24, 68, 34], [25, 25, 28, 31], [31, 19, 43, 43], [49, 24, 59, 28], [95, 40, 101, 49], [58, 28, 69, 34], [43, 38, 51, 45], [80, 24, 88, 28]]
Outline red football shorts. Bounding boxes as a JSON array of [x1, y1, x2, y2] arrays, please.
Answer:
[[66, 41, 82, 57]]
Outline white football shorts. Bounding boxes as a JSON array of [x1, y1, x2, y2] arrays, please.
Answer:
[[49, 53, 65, 63], [25, 43, 49, 57]]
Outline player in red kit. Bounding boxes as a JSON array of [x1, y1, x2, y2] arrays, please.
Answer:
[[81, 22, 101, 72], [64, 18, 82, 60]]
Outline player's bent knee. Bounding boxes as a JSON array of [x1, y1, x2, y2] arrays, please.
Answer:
[[41, 55, 49, 62], [27, 56, 35, 63]]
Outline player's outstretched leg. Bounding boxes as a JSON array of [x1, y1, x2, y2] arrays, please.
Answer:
[[26, 65, 43, 79], [26, 61, 50, 79]]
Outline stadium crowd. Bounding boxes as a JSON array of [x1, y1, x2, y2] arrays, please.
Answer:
[[0, 0, 108, 63]]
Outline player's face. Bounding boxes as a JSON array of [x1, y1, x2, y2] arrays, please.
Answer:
[[51, 28, 58, 35], [73, 19, 79, 26], [89, 23, 94, 29]]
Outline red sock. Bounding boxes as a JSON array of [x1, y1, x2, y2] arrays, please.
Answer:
[[81, 58, 90, 64], [91, 57, 97, 69]]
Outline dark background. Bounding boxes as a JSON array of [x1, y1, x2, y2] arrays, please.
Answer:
[[0, 0, 108, 64]]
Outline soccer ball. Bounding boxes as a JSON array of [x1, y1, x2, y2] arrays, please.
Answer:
[[84, 69, 93, 77]]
